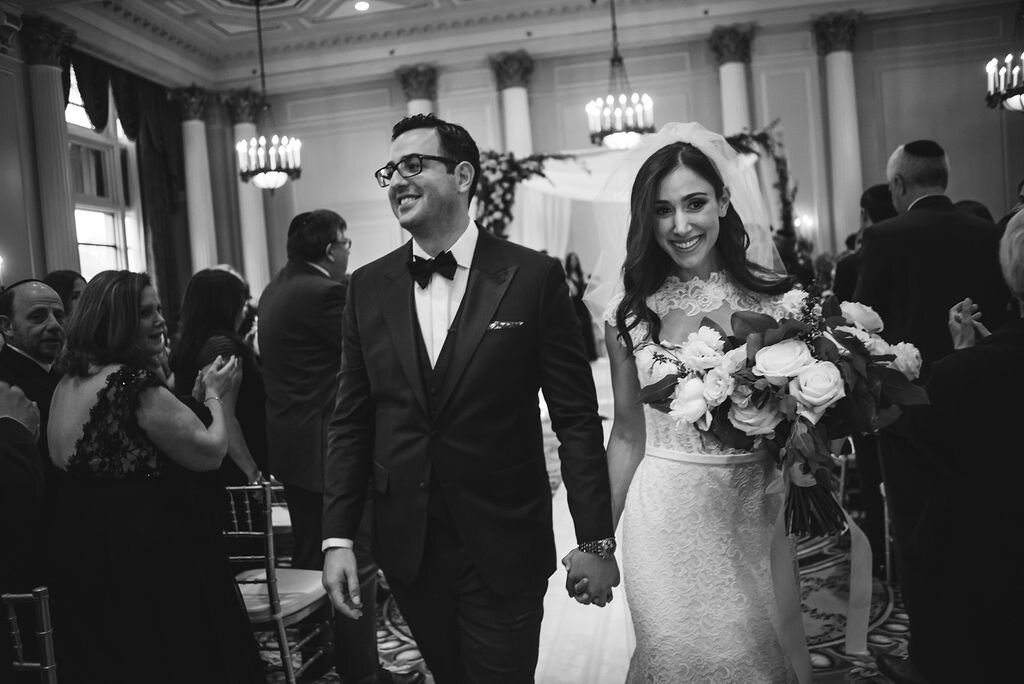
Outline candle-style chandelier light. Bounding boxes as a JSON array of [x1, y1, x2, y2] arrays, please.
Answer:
[[985, 0, 1024, 113], [235, 0, 301, 191], [584, 0, 654, 150]]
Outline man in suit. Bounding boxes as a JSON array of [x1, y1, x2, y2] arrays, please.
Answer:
[[854, 140, 1010, 683], [322, 114, 618, 682], [0, 279, 66, 460], [0, 381, 44, 684], [259, 211, 385, 683]]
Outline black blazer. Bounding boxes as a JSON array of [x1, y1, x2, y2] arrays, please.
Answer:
[[323, 229, 613, 595], [853, 195, 1010, 381], [907, 316, 1024, 681], [258, 261, 346, 493]]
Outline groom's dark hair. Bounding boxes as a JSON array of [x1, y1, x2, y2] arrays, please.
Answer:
[[391, 114, 481, 202]]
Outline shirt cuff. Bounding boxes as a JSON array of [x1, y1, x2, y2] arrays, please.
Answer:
[[322, 537, 354, 552]]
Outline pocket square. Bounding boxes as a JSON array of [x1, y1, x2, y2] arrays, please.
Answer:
[[487, 320, 525, 330]]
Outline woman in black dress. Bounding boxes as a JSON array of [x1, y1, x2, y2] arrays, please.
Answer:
[[46, 270, 263, 684], [170, 268, 266, 487]]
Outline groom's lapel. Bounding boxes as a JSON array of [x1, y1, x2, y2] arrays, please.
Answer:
[[378, 244, 429, 418], [435, 232, 516, 416]]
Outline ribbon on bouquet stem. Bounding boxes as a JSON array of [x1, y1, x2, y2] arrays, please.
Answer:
[[767, 475, 872, 684]]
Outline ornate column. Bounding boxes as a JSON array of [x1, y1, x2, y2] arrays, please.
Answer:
[[171, 85, 218, 273], [0, 11, 21, 54], [396, 64, 436, 116], [491, 50, 534, 156], [709, 25, 754, 136], [224, 89, 271, 297], [21, 15, 79, 272], [815, 11, 863, 253]]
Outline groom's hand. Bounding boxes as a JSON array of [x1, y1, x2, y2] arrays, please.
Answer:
[[323, 547, 363, 620], [562, 548, 620, 607]]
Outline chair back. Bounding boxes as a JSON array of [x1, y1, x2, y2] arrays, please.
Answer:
[[224, 482, 282, 616], [2, 586, 58, 683]]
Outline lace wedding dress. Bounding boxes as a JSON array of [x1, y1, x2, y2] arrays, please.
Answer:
[[606, 272, 799, 684]]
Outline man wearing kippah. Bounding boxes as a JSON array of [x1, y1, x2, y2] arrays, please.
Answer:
[[854, 140, 1010, 683]]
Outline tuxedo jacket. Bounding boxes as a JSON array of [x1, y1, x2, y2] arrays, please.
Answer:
[[322, 229, 613, 595], [258, 260, 346, 493], [853, 195, 1010, 381]]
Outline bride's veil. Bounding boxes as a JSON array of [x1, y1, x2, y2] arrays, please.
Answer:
[[583, 122, 786, 320]]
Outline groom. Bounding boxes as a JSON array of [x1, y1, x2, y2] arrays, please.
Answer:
[[322, 114, 618, 681]]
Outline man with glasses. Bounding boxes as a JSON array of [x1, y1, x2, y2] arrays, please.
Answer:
[[322, 114, 618, 681], [259, 210, 387, 683]]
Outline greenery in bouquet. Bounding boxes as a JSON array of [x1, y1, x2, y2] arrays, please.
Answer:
[[475, 150, 574, 239], [635, 290, 929, 539]]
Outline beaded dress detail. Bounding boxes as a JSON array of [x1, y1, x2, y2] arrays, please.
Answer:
[[65, 365, 165, 480], [605, 272, 798, 683]]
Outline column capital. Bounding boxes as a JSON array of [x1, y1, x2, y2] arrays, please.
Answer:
[[395, 64, 437, 102], [814, 11, 860, 56], [490, 50, 534, 90], [19, 14, 75, 66], [709, 24, 754, 66], [222, 88, 262, 126], [171, 84, 210, 121], [0, 10, 22, 55]]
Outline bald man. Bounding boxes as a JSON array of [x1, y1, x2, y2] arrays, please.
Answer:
[[854, 140, 1010, 684], [0, 279, 66, 469]]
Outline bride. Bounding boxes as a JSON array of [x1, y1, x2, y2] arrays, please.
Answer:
[[600, 123, 812, 683]]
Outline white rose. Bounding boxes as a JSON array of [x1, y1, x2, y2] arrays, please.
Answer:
[[669, 374, 709, 425], [780, 289, 809, 316], [720, 344, 748, 374], [865, 333, 891, 357], [702, 367, 735, 408], [752, 338, 816, 385], [680, 326, 725, 371], [730, 383, 754, 408], [840, 301, 884, 333], [889, 341, 923, 381], [728, 400, 783, 436], [787, 361, 846, 425]]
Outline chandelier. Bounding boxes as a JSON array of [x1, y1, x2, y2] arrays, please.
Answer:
[[585, 0, 654, 150], [985, 1, 1024, 113], [234, 0, 301, 191]]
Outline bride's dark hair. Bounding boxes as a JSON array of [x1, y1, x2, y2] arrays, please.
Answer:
[[614, 142, 792, 352]]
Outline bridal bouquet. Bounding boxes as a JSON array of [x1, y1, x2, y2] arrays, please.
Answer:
[[636, 291, 928, 538]]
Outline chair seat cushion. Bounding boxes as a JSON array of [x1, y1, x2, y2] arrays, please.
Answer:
[[271, 504, 291, 533], [235, 567, 327, 624]]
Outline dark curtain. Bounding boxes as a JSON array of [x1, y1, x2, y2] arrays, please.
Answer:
[[64, 49, 191, 328], [68, 50, 110, 131]]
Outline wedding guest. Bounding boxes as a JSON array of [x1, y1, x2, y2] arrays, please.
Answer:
[[0, 382, 43, 684], [322, 114, 616, 682], [46, 270, 262, 684], [856, 140, 1010, 684], [833, 183, 896, 303], [212, 263, 259, 353], [170, 268, 265, 489], [954, 198, 994, 222], [996, 176, 1024, 232], [565, 251, 598, 361], [259, 210, 387, 682], [42, 269, 87, 319], [896, 211, 1024, 683]]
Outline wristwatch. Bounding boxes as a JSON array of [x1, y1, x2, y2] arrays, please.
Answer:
[[578, 537, 617, 560]]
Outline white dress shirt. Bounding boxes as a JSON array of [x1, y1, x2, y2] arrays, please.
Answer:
[[322, 221, 478, 552]]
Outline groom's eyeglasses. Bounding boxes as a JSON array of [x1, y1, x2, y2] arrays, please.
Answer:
[[374, 154, 459, 188]]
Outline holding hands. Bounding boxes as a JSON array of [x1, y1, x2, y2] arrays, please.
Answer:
[[948, 297, 991, 349], [561, 546, 620, 608]]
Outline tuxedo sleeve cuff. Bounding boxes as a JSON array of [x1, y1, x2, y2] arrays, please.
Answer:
[[322, 537, 354, 552]]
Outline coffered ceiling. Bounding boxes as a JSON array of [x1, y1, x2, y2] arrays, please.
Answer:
[[4, 0, 993, 92]]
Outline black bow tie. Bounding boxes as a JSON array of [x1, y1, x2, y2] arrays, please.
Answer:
[[408, 250, 457, 289]]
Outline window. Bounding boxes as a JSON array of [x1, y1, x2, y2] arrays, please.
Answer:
[[65, 65, 145, 281]]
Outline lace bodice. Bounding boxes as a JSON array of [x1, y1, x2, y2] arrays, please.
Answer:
[[604, 271, 795, 455], [65, 365, 167, 480]]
